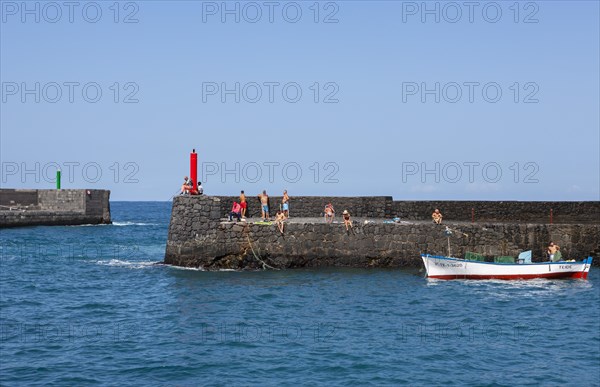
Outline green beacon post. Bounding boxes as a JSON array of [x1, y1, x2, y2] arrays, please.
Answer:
[[56, 170, 61, 190]]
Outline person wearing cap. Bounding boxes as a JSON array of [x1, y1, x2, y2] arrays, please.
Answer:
[[432, 209, 443, 225], [342, 210, 352, 231]]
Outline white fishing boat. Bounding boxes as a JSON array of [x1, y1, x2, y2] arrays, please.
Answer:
[[421, 254, 593, 280]]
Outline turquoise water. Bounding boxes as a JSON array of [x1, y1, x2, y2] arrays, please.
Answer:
[[1, 202, 599, 386]]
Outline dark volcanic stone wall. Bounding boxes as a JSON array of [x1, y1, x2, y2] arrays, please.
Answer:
[[391, 201, 600, 224], [165, 196, 600, 269], [85, 190, 111, 222], [0, 189, 39, 208], [212, 195, 599, 224], [165, 195, 223, 267]]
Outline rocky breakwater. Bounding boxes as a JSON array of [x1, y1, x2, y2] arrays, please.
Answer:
[[164, 195, 600, 270]]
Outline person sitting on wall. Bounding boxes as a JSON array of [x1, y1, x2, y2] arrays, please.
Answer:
[[324, 203, 335, 224], [547, 242, 562, 262], [432, 209, 443, 225], [275, 210, 286, 234], [197, 182, 204, 195], [229, 201, 242, 222], [180, 176, 194, 195], [342, 210, 353, 232]]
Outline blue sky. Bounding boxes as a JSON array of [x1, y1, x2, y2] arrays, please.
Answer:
[[1, 1, 599, 201]]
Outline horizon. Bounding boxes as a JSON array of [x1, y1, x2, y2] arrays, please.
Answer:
[[107, 197, 600, 203]]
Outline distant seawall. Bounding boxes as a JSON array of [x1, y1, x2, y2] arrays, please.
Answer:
[[0, 189, 111, 227], [165, 196, 600, 269]]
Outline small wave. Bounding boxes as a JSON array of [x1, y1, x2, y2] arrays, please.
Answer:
[[66, 222, 157, 227], [112, 221, 157, 226], [167, 265, 206, 271], [94, 259, 158, 269], [166, 265, 245, 272], [67, 223, 110, 227], [166, 265, 239, 272]]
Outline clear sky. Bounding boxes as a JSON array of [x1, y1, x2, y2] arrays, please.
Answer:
[[1, 0, 599, 201]]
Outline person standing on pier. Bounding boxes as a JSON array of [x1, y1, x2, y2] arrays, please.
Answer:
[[282, 190, 290, 219], [240, 190, 247, 219], [258, 190, 270, 221]]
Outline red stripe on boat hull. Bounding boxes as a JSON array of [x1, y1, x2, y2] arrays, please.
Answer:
[[429, 271, 589, 280]]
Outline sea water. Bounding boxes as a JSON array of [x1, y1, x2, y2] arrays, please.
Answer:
[[1, 202, 599, 386]]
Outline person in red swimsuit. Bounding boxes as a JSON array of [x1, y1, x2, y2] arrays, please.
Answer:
[[239, 190, 247, 218]]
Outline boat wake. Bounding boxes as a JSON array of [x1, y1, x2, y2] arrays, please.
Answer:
[[427, 276, 594, 298]]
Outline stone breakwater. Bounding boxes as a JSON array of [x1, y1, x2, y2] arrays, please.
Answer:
[[165, 196, 600, 270], [214, 195, 599, 223], [0, 189, 111, 227]]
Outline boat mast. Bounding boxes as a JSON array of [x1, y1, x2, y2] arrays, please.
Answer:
[[445, 226, 452, 257]]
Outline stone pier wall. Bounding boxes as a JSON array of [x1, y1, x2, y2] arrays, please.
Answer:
[[214, 195, 599, 224], [165, 196, 600, 269], [391, 200, 600, 224], [0, 189, 111, 227]]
